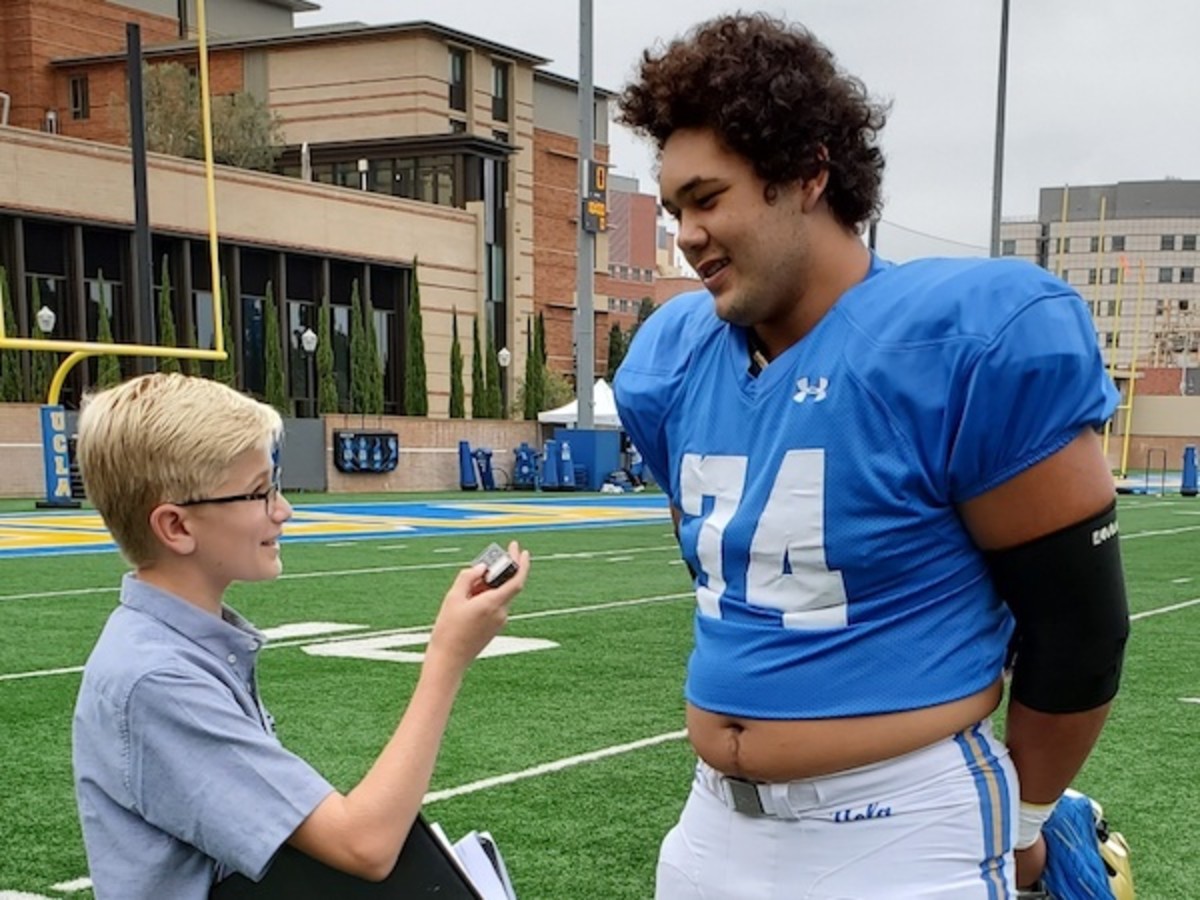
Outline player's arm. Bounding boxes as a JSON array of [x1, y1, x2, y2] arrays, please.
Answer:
[[288, 547, 530, 880], [958, 428, 1129, 886]]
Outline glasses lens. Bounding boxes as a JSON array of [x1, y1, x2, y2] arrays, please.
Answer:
[[265, 484, 280, 515]]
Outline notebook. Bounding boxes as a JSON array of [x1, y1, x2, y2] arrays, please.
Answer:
[[209, 813, 484, 899]]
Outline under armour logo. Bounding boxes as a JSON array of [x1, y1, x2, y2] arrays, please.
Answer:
[[793, 377, 829, 403]]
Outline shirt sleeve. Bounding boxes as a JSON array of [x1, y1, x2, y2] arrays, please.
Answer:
[[125, 667, 335, 880], [614, 292, 708, 496], [946, 289, 1119, 501]]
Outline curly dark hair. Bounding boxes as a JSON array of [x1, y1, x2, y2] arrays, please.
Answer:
[[617, 13, 888, 231]]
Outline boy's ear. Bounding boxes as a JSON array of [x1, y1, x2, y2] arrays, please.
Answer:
[[148, 504, 198, 556]]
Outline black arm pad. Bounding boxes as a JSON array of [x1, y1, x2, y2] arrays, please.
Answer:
[[983, 500, 1130, 714]]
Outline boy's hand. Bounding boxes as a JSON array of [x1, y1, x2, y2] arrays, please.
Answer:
[[426, 541, 530, 670]]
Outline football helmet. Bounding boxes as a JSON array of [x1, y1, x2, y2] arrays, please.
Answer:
[[1020, 789, 1134, 900]]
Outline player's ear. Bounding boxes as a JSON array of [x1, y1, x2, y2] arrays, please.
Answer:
[[148, 503, 198, 556]]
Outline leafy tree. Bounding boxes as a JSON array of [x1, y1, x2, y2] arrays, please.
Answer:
[[95, 273, 122, 389], [470, 317, 485, 418], [316, 301, 339, 414], [156, 256, 181, 375], [542, 367, 575, 409], [483, 320, 503, 418], [30, 279, 57, 403], [0, 267, 23, 402], [605, 322, 626, 382], [263, 281, 288, 414], [356, 280, 384, 415], [449, 309, 465, 418], [212, 276, 236, 387], [142, 62, 283, 172], [403, 264, 428, 416], [629, 296, 658, 344]]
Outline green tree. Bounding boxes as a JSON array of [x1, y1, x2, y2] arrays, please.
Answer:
[[212, 276, 237, 387], [470, 317, 485, 418], [522, 315, 539, 420], [263, 281, 288, 414], [0, 267, 23, 402], [357, 280, 384, 415], [156, 255, 181, 374], [30, 279, 57, 402], [142, 62, 283, 172], [449, 309, 465, 419], [95, 273, 122, 389], [404, 264, 428, 416], [484, 320, 503, 418], [350, 282, 367, 413], [316, 301, 339, 414], [605, 322, 626, 382]]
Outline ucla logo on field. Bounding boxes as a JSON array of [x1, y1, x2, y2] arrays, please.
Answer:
[[793, 376, 829, 403]]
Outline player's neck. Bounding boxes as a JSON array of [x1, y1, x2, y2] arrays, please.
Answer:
[[753, 233, 871, 364], [136, 560, 227, 617]]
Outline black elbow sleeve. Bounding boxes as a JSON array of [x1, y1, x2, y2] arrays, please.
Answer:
[[984, 501, 1130, 714]]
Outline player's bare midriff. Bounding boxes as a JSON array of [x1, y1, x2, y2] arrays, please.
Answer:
[[687, 678, 1004, 782]]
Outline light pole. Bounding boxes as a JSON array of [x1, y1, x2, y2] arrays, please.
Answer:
[[297, 326, 318, 417], [989, 0, 1011, 258], [35, 305, 57, 334], [497, 346, 511, 413]]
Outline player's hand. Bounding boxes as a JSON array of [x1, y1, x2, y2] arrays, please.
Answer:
[[426, 541, 530, 670], [1014, 835, 1047, 890]]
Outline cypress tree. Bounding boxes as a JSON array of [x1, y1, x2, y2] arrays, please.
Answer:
[[350, 280, 367, 414], [30, 279, 57, 403], [470, 317, 485, 418], [605, 322, 625, 381], [0, 267, 23, 402], [484, 319, 502, 418], [212, 276, 237, 387], [95, 273, 122, 388], [359, 281, 384, 415], [532, 312, 547, 412], [522, 315, 537, 420], [403, 263, 428, 415], [263, 281, 288, 414], [316, 300, 339, 413], [449, 308, 465, 418], [157, 255, 181, 374]]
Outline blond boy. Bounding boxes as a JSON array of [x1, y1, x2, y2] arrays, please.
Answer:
[[73, 373, 529, 900]]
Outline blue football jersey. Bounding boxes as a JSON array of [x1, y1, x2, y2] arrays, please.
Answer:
[[614, 255, 1119, 719]]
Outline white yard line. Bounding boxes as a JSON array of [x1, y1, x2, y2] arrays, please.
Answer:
[[424, 729, 689, 804]]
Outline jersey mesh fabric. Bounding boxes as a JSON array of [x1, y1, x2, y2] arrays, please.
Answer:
[[615, 256, 1118, 719]]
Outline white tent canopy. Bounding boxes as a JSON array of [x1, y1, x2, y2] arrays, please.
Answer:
[[537, 378, 622, 429]]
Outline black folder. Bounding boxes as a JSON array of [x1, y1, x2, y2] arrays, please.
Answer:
[[209, 814, 484, 899]]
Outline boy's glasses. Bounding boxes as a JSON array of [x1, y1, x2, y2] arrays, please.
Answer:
[[175, 483, 281, 515]]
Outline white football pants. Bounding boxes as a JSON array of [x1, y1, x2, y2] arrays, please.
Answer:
[[656, 721, 1018, 899]]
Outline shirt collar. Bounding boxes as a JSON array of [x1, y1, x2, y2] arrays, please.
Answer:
[[119, 573, 267, 678]]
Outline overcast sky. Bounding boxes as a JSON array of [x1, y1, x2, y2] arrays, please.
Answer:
[[297, 1, 1200, 262]]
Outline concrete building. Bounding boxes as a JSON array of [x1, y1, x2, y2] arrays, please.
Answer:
[[1000, 180, 1200, 383], [0, 0, 647, 415]]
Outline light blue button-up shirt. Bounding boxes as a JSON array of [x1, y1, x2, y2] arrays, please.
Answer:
[[73, 574, 334, 900]]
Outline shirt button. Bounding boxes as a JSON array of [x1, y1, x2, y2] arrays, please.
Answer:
[[248, 641, 259, 651], [227, 653, 238, 665]]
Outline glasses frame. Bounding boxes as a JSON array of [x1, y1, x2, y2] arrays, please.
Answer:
[[174, 483, 281, 515]]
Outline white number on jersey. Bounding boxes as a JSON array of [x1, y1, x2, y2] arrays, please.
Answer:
[[680, 449, 848, 629]]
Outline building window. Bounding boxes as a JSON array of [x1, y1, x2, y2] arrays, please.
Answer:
[[1109, 267, 1120, 284], [449, 118, 467, 133], [491, 60, 510, 122], [1060, 269, 1069, 283], [69, 75, 90, 120], [1184, 235, 1197, 252], [1090, 236, 1099, 253], [1182, 299, 1191, 312], [1109, 235, 1125, 252], [1088, 269, 1097, 285], [1059, 237, 1072, 254], [1182, 268, 1195, 284], [1159, 267, 1174, 284], [492, 129, 509, 144], [1161, 235, 1176, 251], [449, 47, 468, 112], [1001, 239, 1016, 256]]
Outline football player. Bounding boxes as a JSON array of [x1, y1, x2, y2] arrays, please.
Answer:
[[614, 13, 1130, 899]]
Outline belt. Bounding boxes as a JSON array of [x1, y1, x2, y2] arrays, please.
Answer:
[[696, 761, 819, 820]]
